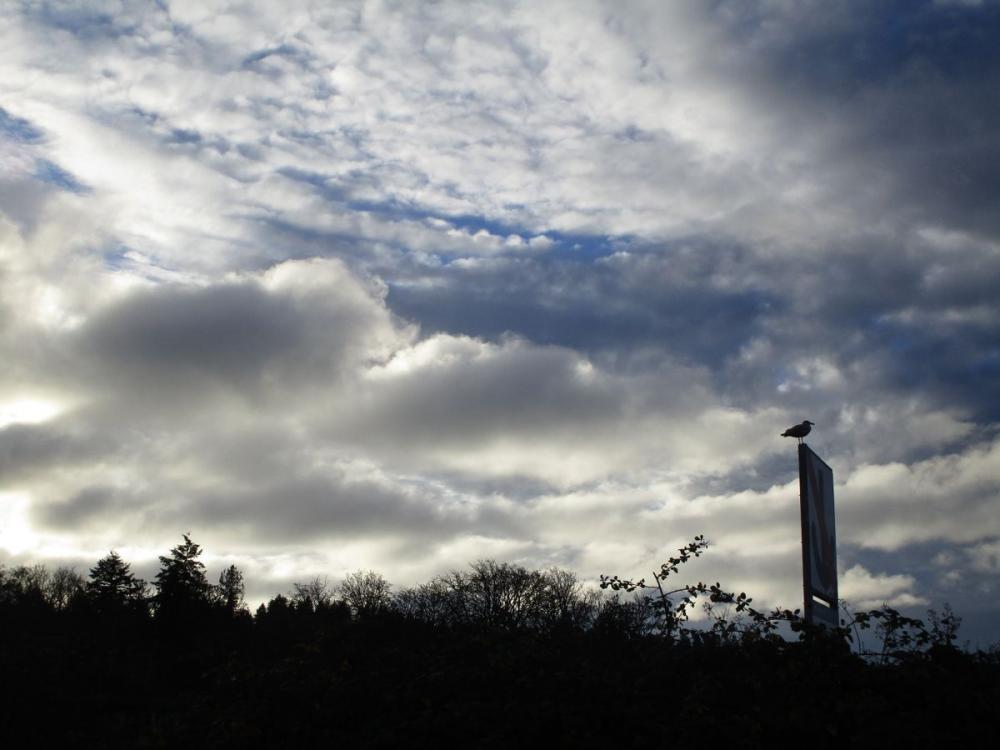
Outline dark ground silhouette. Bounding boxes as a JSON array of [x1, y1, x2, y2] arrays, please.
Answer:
[[2, 536, 998, 747]]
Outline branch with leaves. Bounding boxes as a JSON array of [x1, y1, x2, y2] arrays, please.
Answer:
[[601, 535, 807, 643], [601, 534, 969, 659]]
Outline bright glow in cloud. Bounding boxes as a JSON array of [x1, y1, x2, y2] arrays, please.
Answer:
[[0, 492, 35, 556], [0, 398, 64, 428]]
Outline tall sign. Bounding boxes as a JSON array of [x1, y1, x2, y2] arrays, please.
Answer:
[[798, 443, 838, 628]]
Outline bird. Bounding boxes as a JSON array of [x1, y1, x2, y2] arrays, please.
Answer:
[[781, 420, 815, 444]]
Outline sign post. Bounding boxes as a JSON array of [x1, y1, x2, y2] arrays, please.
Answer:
[[798, 443, 838, 628]]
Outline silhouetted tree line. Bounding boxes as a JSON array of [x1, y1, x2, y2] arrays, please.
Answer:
[[2, 534, 998, 747]]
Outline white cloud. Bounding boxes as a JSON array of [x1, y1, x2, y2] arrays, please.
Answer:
[[839, 437, 1000, 550], [967, 540, 1000, 574], [841, 564, 928, 610]]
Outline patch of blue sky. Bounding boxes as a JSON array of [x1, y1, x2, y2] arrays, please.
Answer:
[[253, 216, 381, 265], [887, 334, 915, 354], [241, 44, 299, 69], [413, 209, 621, 261], [841, 538, 992, 602], [545, 231, 628, 262], [164, 128, 236, 157], [0, 107, 44, 144], [348, 199, 621, 260], [277, 167, 350, 202], [277, 127, 337, 148], [100, 245, 134, 271], [125, 105, 161, 125], [275, 166, 626, 260], [98, 245, 182, 282], [167, 127, 202, 145], [25, 2, 146, 41], [34, 159, 90, 194]]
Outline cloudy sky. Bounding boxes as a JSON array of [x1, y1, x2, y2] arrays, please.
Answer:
[[2, 0, 999, 642]]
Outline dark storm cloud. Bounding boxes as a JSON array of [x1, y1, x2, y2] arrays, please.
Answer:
[[765, 237, 1000, 422], [188, 475, 516, 544], [70, 259, 407, 408], [34, 484, 122, 529], [0, 421, 111, 482], [747, 0, 1000, 92], [81, 284, 309, 389], [725, 0, 1000, 236], [35, 465, 521, 548], [335, 337, 625, 448]]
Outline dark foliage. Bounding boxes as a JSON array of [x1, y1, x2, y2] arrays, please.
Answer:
[[88, 550, 149, 616], [154, 533, 212, 618], [1, 536, 998, 747], [214, 564, 247, 614]]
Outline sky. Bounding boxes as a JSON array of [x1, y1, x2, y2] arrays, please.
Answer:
[[1, 0, 999, 644]]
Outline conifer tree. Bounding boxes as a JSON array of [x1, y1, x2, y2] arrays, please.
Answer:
[[87, 551, 147, 609], [153, 534, 211, 619], [215, 564, 246, 613]]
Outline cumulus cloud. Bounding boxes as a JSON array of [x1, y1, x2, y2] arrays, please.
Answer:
[[840, 436, 1000, 551], [840, 565, 928, 610]]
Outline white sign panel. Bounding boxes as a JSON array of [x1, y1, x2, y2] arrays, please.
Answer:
[[799, 445, 838, 623]]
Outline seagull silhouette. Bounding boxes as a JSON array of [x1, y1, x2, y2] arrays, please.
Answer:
[[781, 420, 815, 444]]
